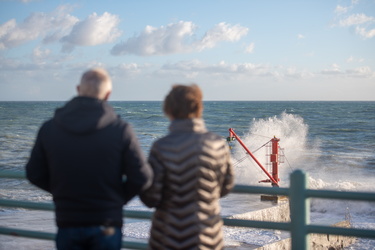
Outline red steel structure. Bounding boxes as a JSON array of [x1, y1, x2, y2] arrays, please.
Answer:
[[228, 128, 281, 187]]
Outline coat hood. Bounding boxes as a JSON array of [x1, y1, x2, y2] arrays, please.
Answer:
[[169, 118, 207, 133], [54, 97, 118, 134]]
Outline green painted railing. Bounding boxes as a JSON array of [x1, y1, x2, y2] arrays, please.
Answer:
[[1, 169, 374, 249]]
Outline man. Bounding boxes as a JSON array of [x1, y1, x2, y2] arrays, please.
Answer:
[[26, 68, 153, 250]]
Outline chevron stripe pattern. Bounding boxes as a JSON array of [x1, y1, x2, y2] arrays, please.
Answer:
[[140, 119, 234, 250]]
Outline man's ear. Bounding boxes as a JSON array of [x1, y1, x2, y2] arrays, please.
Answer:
[[76, 85, 80, 95], [104, 91, 111, 101]]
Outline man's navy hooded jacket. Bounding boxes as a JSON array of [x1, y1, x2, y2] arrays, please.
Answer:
[[26, 97, 153, 227]]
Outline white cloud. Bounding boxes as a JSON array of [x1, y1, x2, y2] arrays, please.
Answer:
[[297, 34, 305, 39], [333, 2, 375, 39], [156, 60, 374, 81], [351, 0, 359, 5], [335, 5, 349, 15], [112, 63, 151, 78], [245, 43, 255, 53], [321, 64, 343, 75], [61, 12, 121, 53], [0, 19, 16, 49], [32, 47, 52, 64], [196, 22, 249, 51], [0, 5, 78, 50], [0, 6, 121, 52], [338, 13, 374, 27], [321, 64, 374, 78], [111, 21, 196, 56], [155, 60, 321, 82], [346, 66, 374, 78], [156, 60, 302, 80], [111, 21, 248, 56], [117, 63, 147, 76], [0, 54, 59, 71], [346, 56, 364, 63], [355, 26, 375, 39]]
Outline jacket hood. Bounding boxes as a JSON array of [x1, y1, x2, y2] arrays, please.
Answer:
[[54, 97, 118, 134], [169, 118, 207, 133]]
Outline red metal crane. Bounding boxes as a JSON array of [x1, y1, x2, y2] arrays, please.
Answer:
[[227, 128, 281, 187]]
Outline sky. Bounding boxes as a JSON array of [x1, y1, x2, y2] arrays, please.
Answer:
[[0, 0, 374, 101]]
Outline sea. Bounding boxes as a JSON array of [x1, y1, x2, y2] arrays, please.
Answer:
[[0, 101, 374, 249]]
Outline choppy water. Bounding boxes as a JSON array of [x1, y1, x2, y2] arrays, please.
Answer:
[[1, 101, 374, 249]]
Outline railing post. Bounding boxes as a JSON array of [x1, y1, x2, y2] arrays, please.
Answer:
[[289, 170, 310, 250]]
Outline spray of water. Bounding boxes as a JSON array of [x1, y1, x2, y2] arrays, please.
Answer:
[[231, 111, 318, 186], [230, 112, 375, 216]]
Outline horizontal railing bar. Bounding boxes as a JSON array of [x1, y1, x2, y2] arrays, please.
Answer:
[[232, 185, 289, 196], [0, 199, 54, 211], [123, 210, 153, 220], [0, 227, 148, 249], [0, 227, 55, 240], [0, 199, 154, 220], [306, 189, 375, 201], [0, 170, 25, 179], [308, 225, 375, 239], [223, 218, 290, 231], [122, 241, 148, 250]]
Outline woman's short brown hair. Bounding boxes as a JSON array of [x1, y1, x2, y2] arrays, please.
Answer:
[[163, 84, 203, 119]]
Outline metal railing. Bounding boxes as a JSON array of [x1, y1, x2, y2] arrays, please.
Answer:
[[0, 169, 374, 249]]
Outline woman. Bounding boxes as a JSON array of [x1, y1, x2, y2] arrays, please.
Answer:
[[141, 84, 234, 250]]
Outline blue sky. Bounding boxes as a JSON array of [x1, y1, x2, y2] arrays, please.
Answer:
[[0, 0, 374, 101]]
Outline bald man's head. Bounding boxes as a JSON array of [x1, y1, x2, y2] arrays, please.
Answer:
[[77, 68, 112, 100]]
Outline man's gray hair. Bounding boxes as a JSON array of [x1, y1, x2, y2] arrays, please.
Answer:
[[78, 68, 112, 100]]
